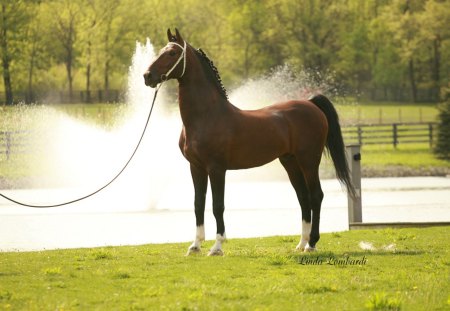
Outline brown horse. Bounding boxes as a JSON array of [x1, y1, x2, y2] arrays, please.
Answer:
[[144, 29, 354, 256]]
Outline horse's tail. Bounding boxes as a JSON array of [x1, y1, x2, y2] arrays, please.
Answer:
[[309, 94, 356, 197]]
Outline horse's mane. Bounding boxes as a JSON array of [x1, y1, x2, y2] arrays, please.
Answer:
[[194, 48, 228, 100]]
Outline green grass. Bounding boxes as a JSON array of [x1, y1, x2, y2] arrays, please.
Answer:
[[362, 144, 450, 168], [0, 227, 448, 310], [0, 103, 125, 130], [335, 100, 438, 125]]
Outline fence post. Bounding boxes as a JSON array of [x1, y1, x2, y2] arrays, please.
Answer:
[[346, 145, 362, 226], [5, 131, 11, 160], [357, 126, 363, 145], [393, 123, 398, 148], [428, 123, 433, 148]]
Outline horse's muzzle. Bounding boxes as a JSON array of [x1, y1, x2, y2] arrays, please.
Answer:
[[143, 71, 159, 88]]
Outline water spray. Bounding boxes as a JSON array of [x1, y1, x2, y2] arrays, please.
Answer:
[[0, 83, 163, 208]]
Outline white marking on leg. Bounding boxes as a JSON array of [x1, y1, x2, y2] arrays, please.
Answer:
[[304, 245, 316, 252], [208, 233, 226, 256], [186, 225, 205, 256], [296, 220, 311, 251]]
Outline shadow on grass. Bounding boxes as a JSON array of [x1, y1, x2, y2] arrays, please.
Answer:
[[307, 249, 426, 257], [0, 272, 21, 277], [289, 249, 423, 261]]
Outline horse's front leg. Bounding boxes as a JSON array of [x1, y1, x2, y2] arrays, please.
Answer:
[[208, 168, 226, 256], [186, 164, 208, 256]]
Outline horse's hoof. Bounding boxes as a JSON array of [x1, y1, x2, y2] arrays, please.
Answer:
[[296, 242, 307, 252], [304, 246, 316, 253], [207, 249, 224, 256], [186, 246, 201, 256]]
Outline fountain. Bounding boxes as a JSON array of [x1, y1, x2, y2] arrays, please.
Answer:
[[1, 39, 184, 212]]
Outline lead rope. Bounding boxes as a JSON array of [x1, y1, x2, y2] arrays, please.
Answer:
[[0, 83, 163, 208]]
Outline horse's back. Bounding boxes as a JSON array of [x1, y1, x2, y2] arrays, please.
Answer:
[[265, 99, 326, 121], [231, 99, 328, 156], [264, 99, 329, 153]]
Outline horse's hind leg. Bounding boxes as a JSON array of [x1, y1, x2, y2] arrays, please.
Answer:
[[186, 164, 208, 256], [297, 155, 324, 251], [303, 167, 323, 251], [279, 154, 313, 251]]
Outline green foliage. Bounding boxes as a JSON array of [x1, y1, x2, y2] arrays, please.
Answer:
[[0, 227, 448, 310], [434, 101, 450, 160], [366, 292, 402, 310], [0, 0, 449, 103]]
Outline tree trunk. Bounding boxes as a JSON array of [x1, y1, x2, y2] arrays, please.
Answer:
[[432, 35, 440, 90], [66, 55, 73, 102], [244, 41, 251, 79], [27, 38, 37, 104], [104, 58, 110, 100], [103, 29, 110, 100], [85, 40, 91, 103], [1, 4, 13, 105], [57, 8, 76, 103], [408, 58, 417, 102], [27, 50, 35, 104]]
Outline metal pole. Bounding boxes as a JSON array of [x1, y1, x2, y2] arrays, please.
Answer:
[[346, 145, 362, 226]]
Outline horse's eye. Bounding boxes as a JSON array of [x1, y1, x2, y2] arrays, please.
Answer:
[[169, 50, 176, 56]]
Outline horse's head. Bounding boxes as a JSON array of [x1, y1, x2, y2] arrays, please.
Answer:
[[144, 28, 187, 88]]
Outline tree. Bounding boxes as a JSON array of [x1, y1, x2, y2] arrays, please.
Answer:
[[368, 2, 403, 98], [227, 0, 276, 79], [335, 1, 373, 94], [0, 0, 447, 104], [78, 0, 107, 103], [0, 1, 30, 105], [434, 101, 450, 160], [99, 0, 120, 98], [23, 2, 50, 103], [48, 0, 80, 102], [98, 0, 149, 97], [418, 0, 450, 97], [275, 0, 343, 74]]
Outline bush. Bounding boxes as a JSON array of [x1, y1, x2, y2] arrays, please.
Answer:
[[434, 101, 450, 160]]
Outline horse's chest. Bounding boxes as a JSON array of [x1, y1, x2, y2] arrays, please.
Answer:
[[179, 129, 225, 165], [179, 133, 207, 160], [181, 138, 202, 158]]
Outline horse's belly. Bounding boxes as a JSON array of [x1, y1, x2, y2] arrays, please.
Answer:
[[227, 138, 286, 169], [227, 155, 278, 170]]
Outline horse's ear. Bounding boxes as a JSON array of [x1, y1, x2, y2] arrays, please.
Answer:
[[175, 28, 184, 42], [167, 28, 176, 42]]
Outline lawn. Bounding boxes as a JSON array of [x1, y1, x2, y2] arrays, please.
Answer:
[[335, 100, 438, 125], [0, 227, 448, 310]]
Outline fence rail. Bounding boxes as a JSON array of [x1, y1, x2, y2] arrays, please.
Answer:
[[0, 122, 439, 160], [342, 122, 437, 148], [1, 89, 122, 104], [0, 131, 31, 160], [360, 87, 440, 102]]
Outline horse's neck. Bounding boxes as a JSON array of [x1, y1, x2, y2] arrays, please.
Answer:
[[178, 74, 229, 128]]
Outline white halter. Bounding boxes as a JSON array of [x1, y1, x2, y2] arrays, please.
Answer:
[[161, 41, 187, 81]]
